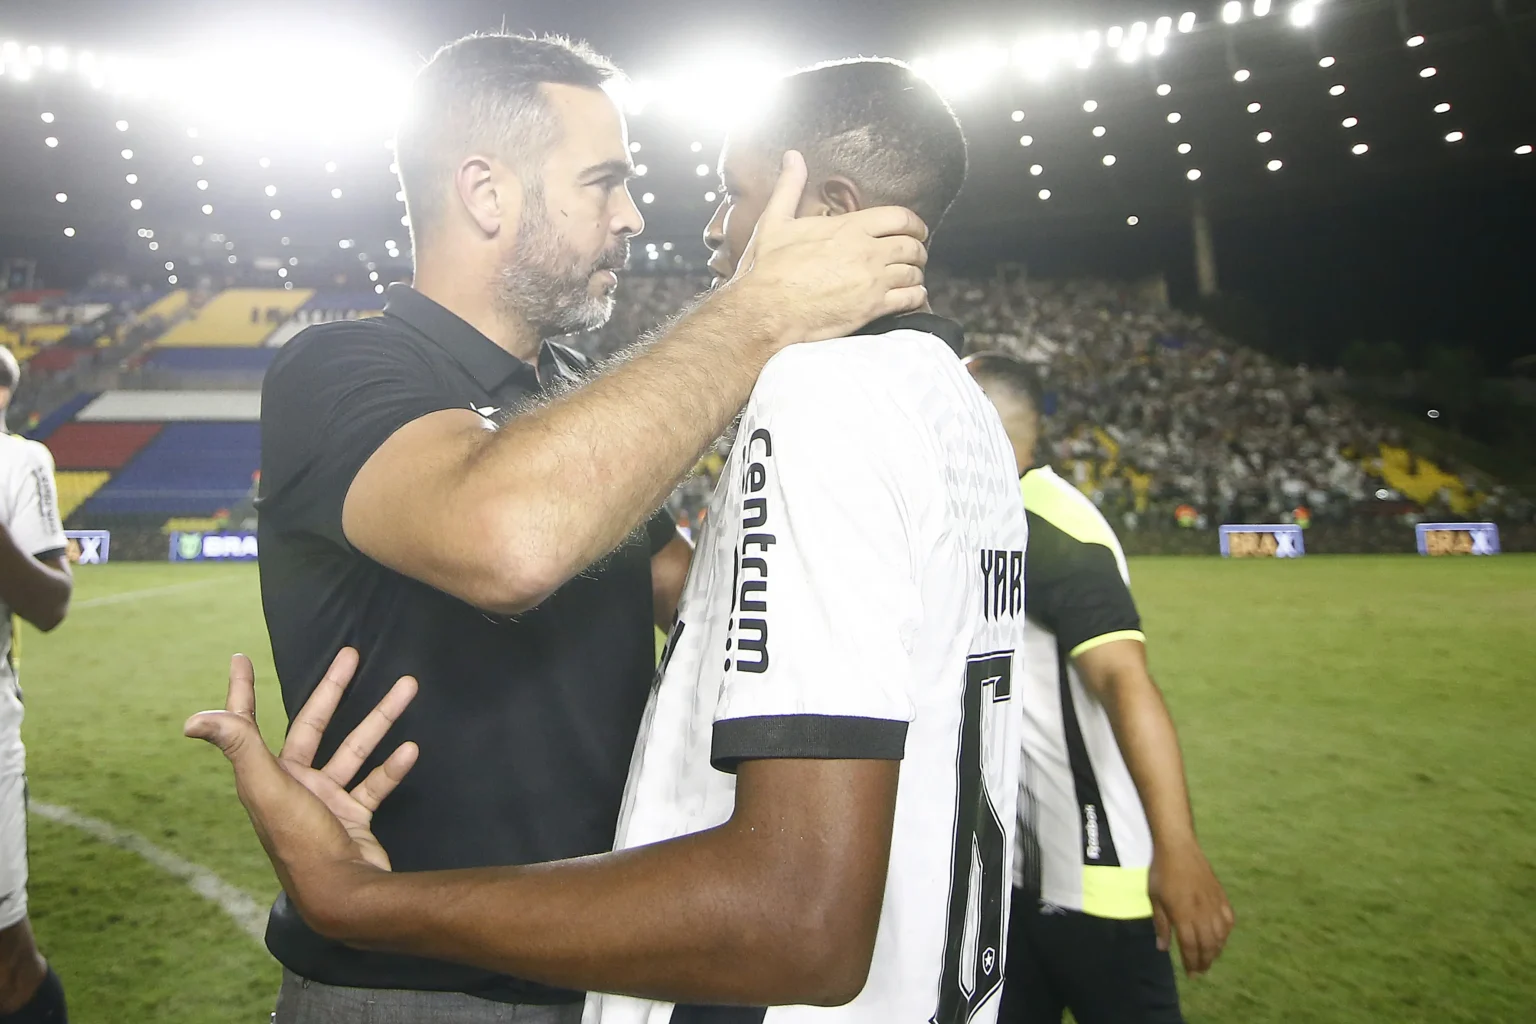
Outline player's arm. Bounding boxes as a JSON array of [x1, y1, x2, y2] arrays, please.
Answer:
[[0, 447, 72, 631], [650, 531, 693, 630], [340, 152, 927, 615]]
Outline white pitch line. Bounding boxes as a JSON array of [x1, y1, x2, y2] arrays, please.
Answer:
[[29, 801, 268, 944], [72, 578, 222, 610]]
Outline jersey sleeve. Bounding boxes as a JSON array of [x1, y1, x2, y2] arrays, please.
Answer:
[[1022, 509, 1143, 658], [259, 324, 463, 550], [710, 357, 923, 772], [9, 443, 67, 560]]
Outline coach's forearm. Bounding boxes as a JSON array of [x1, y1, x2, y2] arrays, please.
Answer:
[[328, 825, 850, 1006], [1077, 643, 1198, 848], [467, 286, 789, 598], [0, 526, 71, 632]]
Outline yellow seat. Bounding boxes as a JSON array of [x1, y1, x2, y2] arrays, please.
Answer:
[[154, 288, 315, 347], [54, 471, 111, 520]]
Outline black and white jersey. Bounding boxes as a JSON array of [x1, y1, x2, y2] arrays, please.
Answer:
[[587, 315, 1029, 1024], [0, 434, 66, 777]]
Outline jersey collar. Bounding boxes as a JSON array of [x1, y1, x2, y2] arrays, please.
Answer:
[[852, 312, 966, 357], [384, 283, 542, 394]]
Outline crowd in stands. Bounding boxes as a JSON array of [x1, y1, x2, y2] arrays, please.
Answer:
[[569, 271, 1534, 534]]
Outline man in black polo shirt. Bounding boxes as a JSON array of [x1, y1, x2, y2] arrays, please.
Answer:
[[252, 33, 929, 1024]]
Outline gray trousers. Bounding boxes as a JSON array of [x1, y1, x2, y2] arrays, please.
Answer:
[[274, 969, 586, 1024]]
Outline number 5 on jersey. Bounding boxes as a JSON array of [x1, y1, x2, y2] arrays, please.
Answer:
[[932, 651, 1014, 1024]]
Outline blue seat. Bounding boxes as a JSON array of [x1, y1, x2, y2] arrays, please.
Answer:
[[80, 422, 260, 515]]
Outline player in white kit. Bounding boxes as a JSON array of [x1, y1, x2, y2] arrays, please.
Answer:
[[189, 59, 1028, 1024], [0, 346, 74, 1023]]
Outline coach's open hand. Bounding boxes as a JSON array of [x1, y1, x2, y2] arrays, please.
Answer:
[[1150, 838, 1235, 976], [724, 150, 930, 347], [184, 649, 418, 929]]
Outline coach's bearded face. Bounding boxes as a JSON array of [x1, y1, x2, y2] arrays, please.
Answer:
[[498, 181, 630, 338]]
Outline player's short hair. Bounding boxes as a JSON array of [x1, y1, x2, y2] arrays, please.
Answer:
[[743, 58, 968, 231], [0, 346, 20, 391], [395, 33, 620, 242], [964, 351, 1043, 420]]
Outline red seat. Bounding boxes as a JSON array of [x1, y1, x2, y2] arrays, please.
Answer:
[[44, 422, 163, 471]]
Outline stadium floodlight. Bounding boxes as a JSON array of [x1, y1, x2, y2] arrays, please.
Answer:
[[63, 227, 74, 237], [40, 111, 53, 123], [54, 192, 66, 203], [228, 255, 236, 264], [1517, 144, 1534, 156], [1148, 36, 1167, 57], [1030, 163, 1044, 175], [648, 250, 660, 261], [0, 41, 18, 60], [324, 160, 337, 172], [1407, 35, 1425, 48], [1342, 116, 1359, 127], [44, 137, 58, 148], [187, 127, 198, 137], [278, 268, 287, 278], [331, 187, 343, 198], [1352, 142, 1369, 155], [1248, 102, 1262, 113], [1106, 26, 1123, 48], [197, 179, 208, 189], [201, 203, 213, 214], [1157, 83, 1172, 96], [1128, 22, 1148, 45], [339, 239, 352, 248], [121, 148, 132, 159], [1445, 131, 1464, 143], [695, 163, 709, 176], [642, 192, 654, 204], [1179, 12, 1197, 32], [1038, 189, 1051, 200], [168, 275, 178, 285], [259, 156, 271, 168], [1319, 55, 1336, 68], [1167, 111, 1182, 123], [1127, 215, 1140, 225], [264, 184, 277, 197], [375, 285, 384, 295], [289, 255, 299, 263], [1254, 0, 1273, 15], [1093, 125, 1106, 137], [1419, 67, 1437, 78], [1290, 2, 1318, 28], [704, 191, 717, 202], [47, 46, 67, 70], [1257, 131, 1273, 142], [164, 261, 174, 270], [1083, 99, 1099, 113], [115, 119, 128, 131], [369, 271, 379, 281], [1223, 2, 1243, 24], [635, 164, 648, 176], [663, 242, 674, 251], [1011, 110, 1024, 122], [129, 198, 142, 209], [1019, 135, 1034, 146], [1155, 16, 1173, 36], [192, 154, 204, 165], [385, 240, 395, 249], [1434, 102, 1451, 113], [150, 241, 160, 251], [389, 162, 398, 175], [1187, 168, 1202, 180], [1330, 84, 1346, 96], [126, 173, 137, 183], [1234, 69, 1251, 82], [1267, 158, 1283, 170], [395, 190, 405, 201], [629, 142, 641, 153], [1178, 142, 1192, 154], [1102, 154, 1117, 166], [690, 141, 703, 152]]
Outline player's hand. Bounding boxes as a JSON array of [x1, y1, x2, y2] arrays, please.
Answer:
[[184, 649, 418, 932], [1149, 839, 1235, 976], [724, 149, 930, 346]]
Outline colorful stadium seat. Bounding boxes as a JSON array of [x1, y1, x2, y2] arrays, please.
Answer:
[[153, 288, 314, 347]]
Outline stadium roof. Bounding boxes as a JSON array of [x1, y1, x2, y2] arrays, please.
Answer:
[[1, 0, 1533, 288]]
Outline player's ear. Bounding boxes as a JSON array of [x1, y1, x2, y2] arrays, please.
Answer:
[[819, 175, 863, 216]]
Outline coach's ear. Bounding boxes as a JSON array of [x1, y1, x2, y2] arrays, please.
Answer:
[[815, 174, 865, 217]]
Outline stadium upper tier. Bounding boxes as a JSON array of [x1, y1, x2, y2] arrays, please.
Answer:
[[152, 288, 314, 347]]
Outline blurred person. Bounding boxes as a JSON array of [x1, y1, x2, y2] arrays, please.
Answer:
[[0, 347, 72, 1024], [964, 352, 1233, 1024], [193, 58, 1031, 1024], [250, 33, 928, 1024]]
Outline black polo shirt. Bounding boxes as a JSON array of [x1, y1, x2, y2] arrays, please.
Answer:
[[256, 284, 676, 1003]]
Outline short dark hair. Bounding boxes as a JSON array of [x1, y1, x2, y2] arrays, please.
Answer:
[[742, 58, 968, 230], [964, 351, 1043, 419], [395, 33, 619, 241]]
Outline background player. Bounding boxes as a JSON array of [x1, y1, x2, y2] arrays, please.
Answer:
[[187, 58, 1030, 1023], [964, 352, 1234, 1024], [0, 346, 73, 1024]]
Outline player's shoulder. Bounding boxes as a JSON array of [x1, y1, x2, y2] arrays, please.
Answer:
[[265, 315, 426, 393], [1022, 467, 1124, 554], [0, 432, 56, 473], [756, 328, 961, 416]]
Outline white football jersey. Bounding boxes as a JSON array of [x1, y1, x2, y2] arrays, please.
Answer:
[[586, 316, 1029, 1024], [0, 433, 67, 776]]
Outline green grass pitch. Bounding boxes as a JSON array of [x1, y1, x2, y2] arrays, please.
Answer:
[[13, 556, 1536, 1022]]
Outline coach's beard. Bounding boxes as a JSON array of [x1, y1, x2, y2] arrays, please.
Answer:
[[499, 205, 629, 339]]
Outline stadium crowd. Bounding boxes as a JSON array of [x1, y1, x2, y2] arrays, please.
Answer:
[[572, 270, 1534, 535]]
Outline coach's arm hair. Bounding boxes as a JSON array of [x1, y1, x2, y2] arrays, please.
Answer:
[[0, 523, 70, 632], [309, 756, 898, 1006]]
